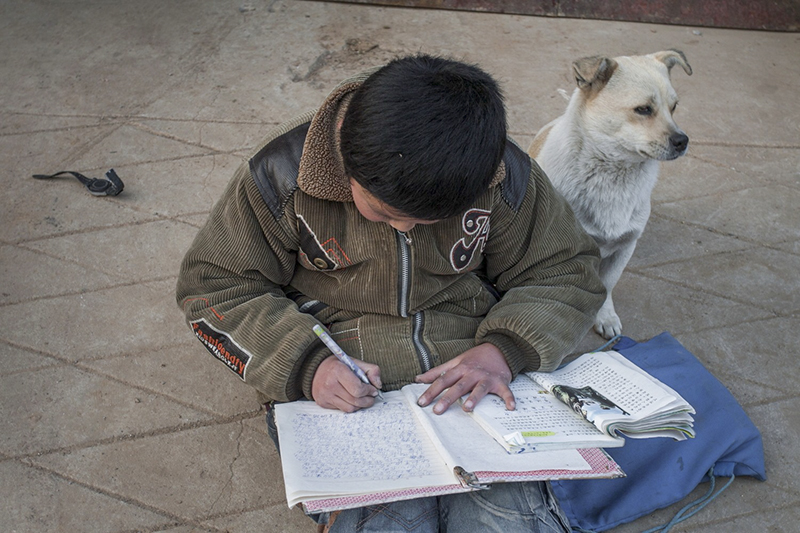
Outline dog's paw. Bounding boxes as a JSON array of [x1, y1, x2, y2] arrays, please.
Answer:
[[594, 307, 622, 339]]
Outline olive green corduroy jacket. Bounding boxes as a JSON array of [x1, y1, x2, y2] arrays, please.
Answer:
[[176, 72, 606, 404]]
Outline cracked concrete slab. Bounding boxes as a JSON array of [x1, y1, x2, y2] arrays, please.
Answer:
[[640, 247, 800, 314], [1, 243, 116, 305], [1, 364, 212, 457], [0, 179, 150, 243], [204, 503, 312, 532], [103, 154, 244, 218], [679, 317, 800, 395], [608, 272, 774, 338], [628, 214, 752, 269], [656, 181, 800, 242], [21, 219, 200, 281], [1, 343, 63, 376], [0, 278, 184, 360], [28, 417, 285, 522], [0, 460, 173, 532], [81, 343, 257, 419]]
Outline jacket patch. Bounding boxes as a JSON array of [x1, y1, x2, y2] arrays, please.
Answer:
[[500, 142, 531, 213], [297, 214, 352, 271], [249, 122, 310, 220], [191, 319, 252, 380], [450, 208, 491, 271]]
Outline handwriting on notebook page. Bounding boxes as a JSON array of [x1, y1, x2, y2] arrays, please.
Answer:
[[290, 400, 441, 481]]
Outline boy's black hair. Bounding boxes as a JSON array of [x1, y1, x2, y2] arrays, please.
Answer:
[[340, 54, 507, 220]]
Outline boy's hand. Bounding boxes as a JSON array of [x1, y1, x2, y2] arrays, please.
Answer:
[[415, 343, 515, 415], [311, 355, 382, 412]]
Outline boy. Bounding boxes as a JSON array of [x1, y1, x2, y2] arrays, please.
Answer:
[[177, 54, 604, 532]]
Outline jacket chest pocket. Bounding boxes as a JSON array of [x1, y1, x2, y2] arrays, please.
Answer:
[[296, 214, 351, 271]]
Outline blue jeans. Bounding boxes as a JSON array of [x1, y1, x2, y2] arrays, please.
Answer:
[[266, 407, 571, 532], [323, 481, 570, 532]]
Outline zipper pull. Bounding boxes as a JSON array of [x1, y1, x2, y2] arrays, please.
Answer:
[[398, 230, 412, 245]]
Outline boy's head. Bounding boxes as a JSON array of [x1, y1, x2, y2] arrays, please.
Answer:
[[340, 54, 507, 224]]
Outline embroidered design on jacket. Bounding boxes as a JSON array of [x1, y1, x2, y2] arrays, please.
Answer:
[[191, 319, 252, 380], [450, 208, 491, 271], [297, 214, 352, 270]]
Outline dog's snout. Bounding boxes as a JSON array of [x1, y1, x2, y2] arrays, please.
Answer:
[[670, 132, 689, 153]]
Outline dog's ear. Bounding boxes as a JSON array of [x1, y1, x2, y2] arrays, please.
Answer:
[[572, 56, 618, 94], [652, 49, 693, 76]]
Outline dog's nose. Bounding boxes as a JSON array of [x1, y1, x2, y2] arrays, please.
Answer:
[[670, 132, 689, 153]]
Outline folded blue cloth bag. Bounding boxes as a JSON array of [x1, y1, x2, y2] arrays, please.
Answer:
[[551, 332, 766, 532]]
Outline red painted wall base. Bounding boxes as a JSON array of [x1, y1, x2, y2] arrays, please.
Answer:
[[318, 1, 800, 31]]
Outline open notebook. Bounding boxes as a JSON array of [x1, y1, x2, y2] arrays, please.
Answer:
[[276, 383, 623, 513], [469, 350, 695, 453]]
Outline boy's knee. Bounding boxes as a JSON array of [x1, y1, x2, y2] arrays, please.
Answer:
[[440, 482, 570, 533], [326, 499, 439, 533]]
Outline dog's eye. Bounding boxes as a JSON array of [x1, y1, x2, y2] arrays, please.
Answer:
[[634, 105, 653, 116], [670, 102, 678, 113]]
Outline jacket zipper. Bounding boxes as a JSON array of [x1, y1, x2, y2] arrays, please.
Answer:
[[396, 230, 432, 372], [396, 230, 411, 318], [413, 312, 432, 372]]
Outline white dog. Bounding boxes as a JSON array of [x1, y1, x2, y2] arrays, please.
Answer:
[[529, 50, 692, 339]]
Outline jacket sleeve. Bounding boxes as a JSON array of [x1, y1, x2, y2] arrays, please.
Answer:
[[176, 164, 329, 402], [476, 155, 606, 374]]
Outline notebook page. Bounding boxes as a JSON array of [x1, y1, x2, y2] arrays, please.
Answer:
[[276, 391, 453, 507], [401, 384, 591, 473]]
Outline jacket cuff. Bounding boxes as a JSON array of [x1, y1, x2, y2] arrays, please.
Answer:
[[298, 341, 333, 401], [481, 332, 541, 378]]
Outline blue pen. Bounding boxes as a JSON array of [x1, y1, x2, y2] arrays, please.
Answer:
[[312, 324, 385, 401]]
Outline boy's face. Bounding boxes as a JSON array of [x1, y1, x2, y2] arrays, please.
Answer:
[[349, 179, 439, 233]]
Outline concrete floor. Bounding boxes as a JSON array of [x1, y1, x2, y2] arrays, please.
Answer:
[[1, 1, 798, 531]]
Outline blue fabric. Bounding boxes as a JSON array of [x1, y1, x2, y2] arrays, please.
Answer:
[[550, 332, 766, 532]]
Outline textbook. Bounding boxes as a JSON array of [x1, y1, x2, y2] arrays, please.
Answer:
[[469, 350, 696, 454], [275, 383, 624, 513]]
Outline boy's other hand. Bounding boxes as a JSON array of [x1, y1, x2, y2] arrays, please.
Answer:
[[414, 343, 515, 415], [311, 355, 382, 412]]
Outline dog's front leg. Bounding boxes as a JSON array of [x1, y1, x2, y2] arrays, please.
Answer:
[[595, 238, 639, 339]]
